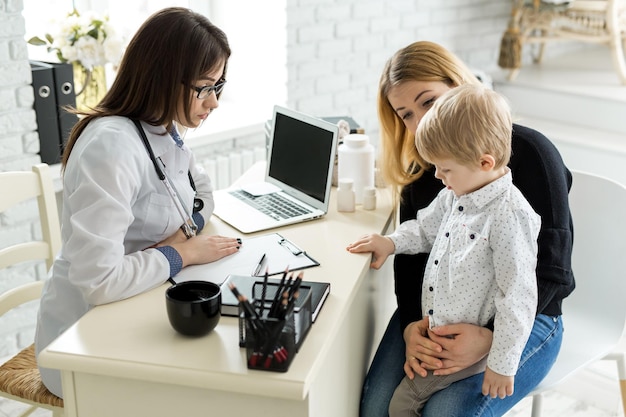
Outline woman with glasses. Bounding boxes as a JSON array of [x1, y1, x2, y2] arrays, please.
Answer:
[[35, 7, 240, 398], [359, 41, 575, 417]]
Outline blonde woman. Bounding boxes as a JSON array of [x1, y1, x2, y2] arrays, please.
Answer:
[[358, 41, 574, 417]]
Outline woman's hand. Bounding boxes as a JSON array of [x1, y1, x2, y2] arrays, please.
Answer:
[[427, 322, 493, 376], [346, 233, 395, 269], [403, 317, 444, 379], [402, 319, 493, 379], [170, 235, 240, 266]]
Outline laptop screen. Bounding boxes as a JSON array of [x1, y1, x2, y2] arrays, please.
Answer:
[[267, 107, 337, 204]]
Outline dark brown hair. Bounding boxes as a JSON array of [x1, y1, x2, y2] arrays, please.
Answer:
[[61, 7, 231, 166]]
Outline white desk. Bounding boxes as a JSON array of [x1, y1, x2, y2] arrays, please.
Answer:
[[39, 163, 396, 417]]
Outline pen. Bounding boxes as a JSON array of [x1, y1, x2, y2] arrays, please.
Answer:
[[252, 253, 267, 276]]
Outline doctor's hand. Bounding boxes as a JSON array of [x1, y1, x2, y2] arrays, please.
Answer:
[[345, 233, 395, 269], [170, 235, 240, 267]]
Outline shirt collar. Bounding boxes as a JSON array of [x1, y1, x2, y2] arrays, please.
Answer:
[[457, 168, 512, 210]]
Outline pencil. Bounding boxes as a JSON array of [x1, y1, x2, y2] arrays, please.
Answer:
[[228, 283, 262, 322], [269, 267, 289, 317], [260, 267, 269, 314], [287, 272, 303, 301]]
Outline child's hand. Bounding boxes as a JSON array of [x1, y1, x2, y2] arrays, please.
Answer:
[[482, 367, 514, 399], [346, 233, 395, 269]]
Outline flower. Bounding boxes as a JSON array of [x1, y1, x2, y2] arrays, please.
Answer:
[[28, 9, 124, 70]]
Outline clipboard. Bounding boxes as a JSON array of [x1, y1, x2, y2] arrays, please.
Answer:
[[172, 233, 319, 285]]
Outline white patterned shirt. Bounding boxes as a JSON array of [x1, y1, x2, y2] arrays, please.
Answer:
[[388, 170, 540, 376]]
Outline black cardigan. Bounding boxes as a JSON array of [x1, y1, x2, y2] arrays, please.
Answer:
[[394, 124, 576, 331]]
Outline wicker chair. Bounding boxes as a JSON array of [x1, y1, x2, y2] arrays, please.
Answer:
[[499, 0, 626, 84], [0, 163, 64, 416]]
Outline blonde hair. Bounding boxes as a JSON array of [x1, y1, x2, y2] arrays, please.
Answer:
[[377, 41, 481, 200], [416, 84, 512, 169]]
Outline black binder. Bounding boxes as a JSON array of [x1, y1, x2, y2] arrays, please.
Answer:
[[30, 61, 79, 164], [30, 62, 62, 164], [47, 62, 78, 151]]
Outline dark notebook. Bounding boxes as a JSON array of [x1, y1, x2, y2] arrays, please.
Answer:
[[221, 274, 330, 322]]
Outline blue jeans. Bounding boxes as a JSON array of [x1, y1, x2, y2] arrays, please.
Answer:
[[360, 311, 563, 417]]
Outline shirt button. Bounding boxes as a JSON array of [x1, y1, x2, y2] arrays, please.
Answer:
[[458, 206, 464, 212], [428, 309, 434, 315], [445, 232, 450, 237], [434, 260, 439, 265], [429, 286, 434, 291], [470, 234, 475, 239]]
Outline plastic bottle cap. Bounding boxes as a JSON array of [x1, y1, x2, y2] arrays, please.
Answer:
[[344, 134, 369, 148], [339, 178, 354, 189]]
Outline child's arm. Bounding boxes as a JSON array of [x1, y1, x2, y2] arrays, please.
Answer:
[[346, 188, 449, 269], [488, 204, 540, 377], [346, 234, 395, 269], [482, 366, 514, 399]]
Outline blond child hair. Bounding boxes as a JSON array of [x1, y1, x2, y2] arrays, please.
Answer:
[[416, 84, 512, 169]]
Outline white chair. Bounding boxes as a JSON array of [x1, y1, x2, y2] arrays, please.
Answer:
[[0, 163, 63, 416], [528, 170, 626, 416]]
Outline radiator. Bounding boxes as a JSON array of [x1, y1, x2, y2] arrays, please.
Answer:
[[201, 146, 267, 190]]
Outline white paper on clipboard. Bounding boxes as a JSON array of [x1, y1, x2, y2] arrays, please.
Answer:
[[172, 232, 319, 285]]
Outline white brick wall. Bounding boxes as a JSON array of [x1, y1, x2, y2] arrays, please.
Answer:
[[0, 0, 525, 366], [0, 0, 45, 360], [286, 0, 514, 145]]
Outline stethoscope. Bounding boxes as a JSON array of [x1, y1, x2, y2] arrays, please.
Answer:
[[132, 119, 203, 239]]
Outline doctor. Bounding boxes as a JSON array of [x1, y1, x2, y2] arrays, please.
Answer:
[[35, 7, 241, 398]]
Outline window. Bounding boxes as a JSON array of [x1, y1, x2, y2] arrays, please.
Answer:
[[23, 0, 286, 136]]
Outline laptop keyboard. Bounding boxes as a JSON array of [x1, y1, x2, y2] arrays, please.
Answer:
[[229, 190, 312, 220]]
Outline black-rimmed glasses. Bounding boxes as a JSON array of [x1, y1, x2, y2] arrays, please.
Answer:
[[191, 80, 227, 99]]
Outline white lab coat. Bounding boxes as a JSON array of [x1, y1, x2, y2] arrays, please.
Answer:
[[35, 116, 214, 397]]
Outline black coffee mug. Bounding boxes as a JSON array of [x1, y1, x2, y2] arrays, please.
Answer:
[[166, 281, 221, 336]]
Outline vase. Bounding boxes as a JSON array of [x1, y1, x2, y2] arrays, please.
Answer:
[[73, 63, 107, 112]]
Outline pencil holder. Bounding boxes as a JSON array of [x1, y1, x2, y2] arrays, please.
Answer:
[[244, 313, 296, 372], [238, 281, 313, 372]]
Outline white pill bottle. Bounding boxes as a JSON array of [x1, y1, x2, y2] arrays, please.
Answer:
[[337, 134, 375, 204], [337, 178, 356, 212]]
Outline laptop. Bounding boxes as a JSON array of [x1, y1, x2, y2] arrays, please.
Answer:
[[212, 105, 339, 233]]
